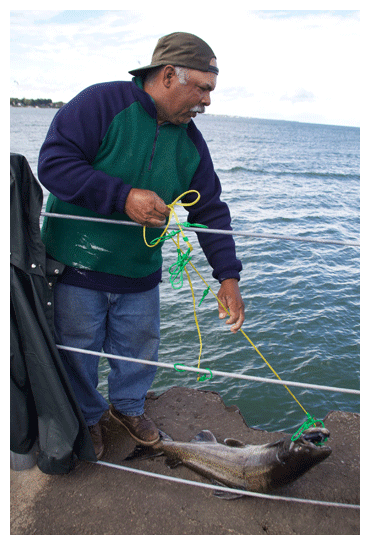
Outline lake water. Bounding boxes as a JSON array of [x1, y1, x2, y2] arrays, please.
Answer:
[[10, 106, 360, 433]]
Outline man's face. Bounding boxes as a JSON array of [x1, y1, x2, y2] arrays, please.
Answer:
[[158, 59, 218, 125]]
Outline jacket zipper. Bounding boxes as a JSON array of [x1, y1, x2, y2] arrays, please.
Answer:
[[148, 124, 160, 171]]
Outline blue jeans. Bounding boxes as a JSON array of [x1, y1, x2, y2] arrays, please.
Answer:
[[53, 283, 160, 426]]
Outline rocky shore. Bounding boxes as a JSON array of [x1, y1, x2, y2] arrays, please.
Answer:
[[10, 387, 360, 535]]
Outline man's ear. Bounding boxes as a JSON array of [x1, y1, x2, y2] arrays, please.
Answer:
[[162, 65, 176, 88]]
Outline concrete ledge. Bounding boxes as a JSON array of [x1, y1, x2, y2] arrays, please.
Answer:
[[10, 387, 360, 535]]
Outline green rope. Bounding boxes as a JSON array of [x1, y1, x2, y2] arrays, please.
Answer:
[[291, 413, 327, 442], [179, 222, 209, 229], [198, 286, 210, 306], [149, 222, 208, 246], [159, 222, 208, 291], [168, 248, 192, 289], [149, 229, 181, 245]]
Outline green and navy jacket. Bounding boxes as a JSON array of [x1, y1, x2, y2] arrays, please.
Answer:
[[38, 77, 242, 293]]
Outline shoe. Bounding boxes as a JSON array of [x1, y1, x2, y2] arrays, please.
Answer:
[[88, 421, 104, 460], [109, 405, 160, 446]]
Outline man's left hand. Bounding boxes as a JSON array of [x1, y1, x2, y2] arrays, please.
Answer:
[[217, 278, 245, 333]]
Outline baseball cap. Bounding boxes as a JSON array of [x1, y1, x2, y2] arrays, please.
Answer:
[[129, 32, 218, 77]]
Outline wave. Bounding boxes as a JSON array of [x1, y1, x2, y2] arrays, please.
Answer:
[[216, 165, 359, 181]]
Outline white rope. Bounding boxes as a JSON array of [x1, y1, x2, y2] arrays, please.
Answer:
[[41, 212, 360, 247], [94, 460, 360, 510], [56, 344, 360, 396], [41, 210, 359, 510]]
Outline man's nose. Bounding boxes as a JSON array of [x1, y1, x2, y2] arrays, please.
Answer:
[[201, 91, 211, 107]]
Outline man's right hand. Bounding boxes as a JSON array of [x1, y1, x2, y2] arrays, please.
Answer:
[[124, 188, 170, 227]]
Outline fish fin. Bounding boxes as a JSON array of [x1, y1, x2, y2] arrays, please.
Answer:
[[191, 430, 218, 443], [224, 438, 245, 448], [210, 480, 245, 500], [124, 445, 163, 461], [213, 490, 245, 500], [265, 439, 283, 448], [165, 457, 182, 469], [158, 429, 173, 442]]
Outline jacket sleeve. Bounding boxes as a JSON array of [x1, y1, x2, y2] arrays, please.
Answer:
[[184, 125, 242, 282], [38, 83, 132, 216]]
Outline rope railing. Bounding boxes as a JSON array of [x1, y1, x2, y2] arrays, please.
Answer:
[[44, 208, 359, 510], [40, 212, 360, 248], [95, 459, 360, 510], [49, 206, 360, 399], [56, 344, 360, 396], [49, 204, 359, 509], [55, 340, 360, 509]]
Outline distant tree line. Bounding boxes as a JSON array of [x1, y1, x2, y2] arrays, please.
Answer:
[[10, 97, 65, 108]]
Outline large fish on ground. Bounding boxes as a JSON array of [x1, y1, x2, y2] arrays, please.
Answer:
[[125, 427, 331, 499]]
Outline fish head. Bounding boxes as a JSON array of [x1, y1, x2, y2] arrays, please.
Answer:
[[269, 426, 332, 489], [280, 426, 332, 467]]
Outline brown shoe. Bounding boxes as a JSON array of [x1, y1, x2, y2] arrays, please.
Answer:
[[109, 405, 160, 446], [88, 421, 104, 460]]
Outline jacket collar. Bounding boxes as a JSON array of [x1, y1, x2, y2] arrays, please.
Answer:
[[131, 76, 158, 120], [131, 76, 189, 128]]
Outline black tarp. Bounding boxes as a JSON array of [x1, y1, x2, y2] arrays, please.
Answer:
[[10, 153, 96, 474]]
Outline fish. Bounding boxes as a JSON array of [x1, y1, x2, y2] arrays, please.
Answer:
[[125, 427, 331, 499]]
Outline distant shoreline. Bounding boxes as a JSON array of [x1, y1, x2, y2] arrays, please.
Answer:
[[10, 98, 65, 109], [10, 101, 359, 129]]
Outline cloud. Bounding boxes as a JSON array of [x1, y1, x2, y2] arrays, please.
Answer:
[[11, 10, 64, 24], [218, 87, 255, 102], [9, 9, 360, 126], [10, 11, 158, 100], [280, 89, 316, 104]]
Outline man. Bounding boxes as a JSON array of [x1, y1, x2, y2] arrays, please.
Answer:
[[38, 32, 245, 459]]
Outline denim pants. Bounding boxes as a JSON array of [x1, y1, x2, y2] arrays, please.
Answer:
[[53, 283, 160, 426]]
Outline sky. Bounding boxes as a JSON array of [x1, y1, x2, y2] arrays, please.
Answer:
[[9, 7, 362, 127]]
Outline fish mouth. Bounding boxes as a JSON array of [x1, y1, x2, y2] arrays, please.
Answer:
[[301, 426, 330, 445], [290, 426, 332, 456]]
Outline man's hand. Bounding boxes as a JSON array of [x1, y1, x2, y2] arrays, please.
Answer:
[[217, 278, 245, 333], [124, 188, 170, 227]]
